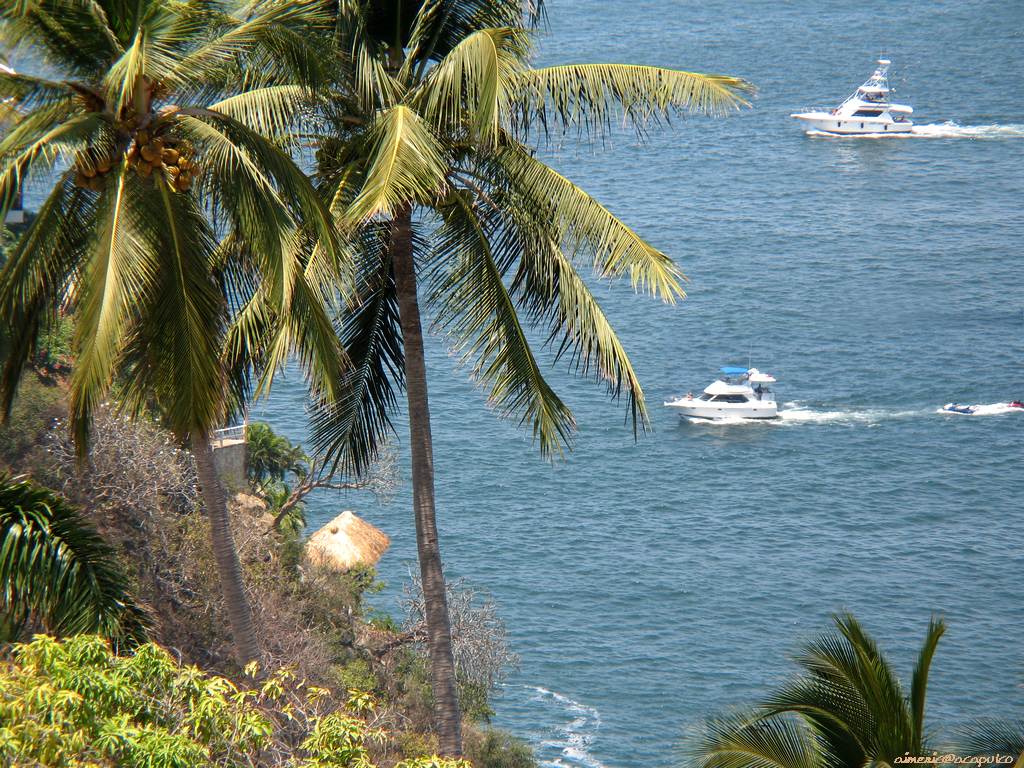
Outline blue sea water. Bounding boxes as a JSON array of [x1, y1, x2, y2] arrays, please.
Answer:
[[257, 2, 1024, 766]]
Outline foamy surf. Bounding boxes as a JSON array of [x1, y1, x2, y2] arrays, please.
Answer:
[[526, 686, 607, 768], [805, 121, 1024, 139]]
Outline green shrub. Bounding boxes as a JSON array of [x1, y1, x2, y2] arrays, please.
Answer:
[[0, 634, 472, 768], [463, 727, 539, 768], [336, 657, 380, 693]]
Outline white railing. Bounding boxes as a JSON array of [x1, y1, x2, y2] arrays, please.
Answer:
[[212, 424, 246, 443]]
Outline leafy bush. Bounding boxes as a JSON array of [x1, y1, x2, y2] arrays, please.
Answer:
[[0, 634, 472, 768], [463, 727, 539, 768]]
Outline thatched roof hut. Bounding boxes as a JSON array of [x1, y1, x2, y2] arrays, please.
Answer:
[[304, 511, 390, 572]]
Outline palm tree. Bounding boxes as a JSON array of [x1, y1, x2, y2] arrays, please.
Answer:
[[309, 0, 753, 752], [689, 614, 946, 768], [0, 474, 149, 646], [0, 0, 347, 665]]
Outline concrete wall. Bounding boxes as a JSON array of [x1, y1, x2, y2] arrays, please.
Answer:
[[211, 439, 247, 492]]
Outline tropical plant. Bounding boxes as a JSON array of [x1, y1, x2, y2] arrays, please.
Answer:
[[0, 632, 472, 768], [0, 0, 347, 664], [247, 420, 309, 487], [0, 474, 149, 646], [689, 613, 947, 768], [308, 0, 752, 751]]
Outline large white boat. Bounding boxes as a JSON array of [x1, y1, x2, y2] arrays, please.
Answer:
[[665, 367, 779, 420], [791, 59, 913, 135]]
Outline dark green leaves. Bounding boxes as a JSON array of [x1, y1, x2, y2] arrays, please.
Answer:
[[0, 474, 149, 646]]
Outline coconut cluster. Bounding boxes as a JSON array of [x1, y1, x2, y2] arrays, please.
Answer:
[[126, 130, 202, 192], [72, 151, 115, 192], [72, 130, 202, 193]]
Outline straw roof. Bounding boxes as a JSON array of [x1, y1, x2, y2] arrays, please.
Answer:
[[305, 511, 390, 572]]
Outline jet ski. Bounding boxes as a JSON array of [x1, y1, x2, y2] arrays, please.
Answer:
[[942, 403, 977, 415], [1010, 400, 1024, 409]]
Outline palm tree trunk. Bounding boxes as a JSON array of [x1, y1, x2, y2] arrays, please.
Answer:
[[391, 205, 463, 755], [192, 432, 261, 667]]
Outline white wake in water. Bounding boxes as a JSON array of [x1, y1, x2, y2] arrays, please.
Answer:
[[680, 402, 1023, 426], [527, 686, 607, 768], [683, 405, 937, 426], [806, 121, 1024, 139]]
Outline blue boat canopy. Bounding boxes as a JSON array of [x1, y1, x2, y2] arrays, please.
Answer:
[[720, 366, 749, 375]]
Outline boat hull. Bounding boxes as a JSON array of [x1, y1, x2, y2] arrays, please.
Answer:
[[665, 400, 779, 420], [791, 112, 913, 135]]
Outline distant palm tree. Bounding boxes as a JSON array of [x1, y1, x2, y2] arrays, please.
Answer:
[[0, 0, 346, 665], [689, 614, 946, 768], [310, 0, 752, 752], [0, 474, 149, 646]]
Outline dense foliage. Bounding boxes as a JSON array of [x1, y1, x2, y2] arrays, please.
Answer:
[[0, 633, 471, 768], [247, 421, 309, 488]]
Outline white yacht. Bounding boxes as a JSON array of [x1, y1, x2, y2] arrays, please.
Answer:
[[791, 59, 913, 135], [665, 367, 779, 420]]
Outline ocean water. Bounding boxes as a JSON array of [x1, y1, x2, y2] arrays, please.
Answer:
[[257, 2, 1024, 766]]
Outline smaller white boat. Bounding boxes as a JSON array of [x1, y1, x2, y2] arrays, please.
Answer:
[[665, 366, 779, 420], [791, 59, 913, 135]]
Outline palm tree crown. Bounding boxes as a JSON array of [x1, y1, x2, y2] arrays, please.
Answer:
[[0, 0, 345, 446], [0, 0, 350, 665], [311, 0, 754, 469]]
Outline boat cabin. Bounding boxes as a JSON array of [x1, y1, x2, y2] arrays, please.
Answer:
[[694, 367, 776, 404]]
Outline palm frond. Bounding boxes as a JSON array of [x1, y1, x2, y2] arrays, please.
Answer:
[[687, 710, 823, 768], [509, 232, 649, 434], [0, 173, 93, 418], [428, 189, 575, 456], [310, 226, 404, 477], [207, 84, 310, 139], [513, 63, 753, 138], [418, 26, 530, 144], [0, 474, 150, 647], [346, 104, 448, 224], [69, 165, 158, 453], [168, 0, 332, 93], [831, 613, 913, 751], [0, 108, 103, 216], [0, 69, 79, 112], [1, 1, 122, 79], [115, 176, 226, 436], [762, 678, 870, 768], [909, 617, 945, 752], [493, 142, 685, 300]]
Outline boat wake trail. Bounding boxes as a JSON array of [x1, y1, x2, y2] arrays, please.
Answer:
[[682, 405, 929, 427], [806, 122, 1024, 139], [526, 686, 607, 768]]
